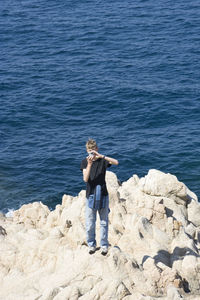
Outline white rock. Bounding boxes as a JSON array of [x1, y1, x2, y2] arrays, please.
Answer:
[[1, 169, 200, 300], [167, 285, 183, 300], [187, 198, 200, 227], [139, 169, 187, 204]]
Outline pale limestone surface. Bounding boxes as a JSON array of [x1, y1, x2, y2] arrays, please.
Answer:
[[0, 169, 200, 300]]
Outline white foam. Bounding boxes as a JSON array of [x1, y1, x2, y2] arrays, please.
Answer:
[[5, 209, 15, 218]]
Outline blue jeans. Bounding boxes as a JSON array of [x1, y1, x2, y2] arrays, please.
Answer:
[[85, 195, 109, 248]]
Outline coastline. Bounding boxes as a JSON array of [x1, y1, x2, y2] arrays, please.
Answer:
[[0, 169, 200, 299]]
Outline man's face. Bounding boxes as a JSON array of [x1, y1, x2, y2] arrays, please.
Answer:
[[87, 147, 98, 156]]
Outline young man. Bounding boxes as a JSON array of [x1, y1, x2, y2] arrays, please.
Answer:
[[80, 139, 119, 255]]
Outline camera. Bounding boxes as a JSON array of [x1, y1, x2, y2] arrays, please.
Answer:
[[88, 152, 94, 158]]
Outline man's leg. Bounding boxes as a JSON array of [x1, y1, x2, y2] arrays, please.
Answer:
[[85, 198, 97, 248], [98, 195, 109, 248]]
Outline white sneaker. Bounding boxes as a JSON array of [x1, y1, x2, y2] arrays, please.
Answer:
[[88, 246, 96, 254], [101, 246, 108, 255]]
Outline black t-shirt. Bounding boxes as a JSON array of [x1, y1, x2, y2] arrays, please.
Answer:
[[80, 158, 111, 198]]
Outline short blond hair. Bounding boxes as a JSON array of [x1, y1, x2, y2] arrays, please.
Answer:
[[86, 139, 97, 150]]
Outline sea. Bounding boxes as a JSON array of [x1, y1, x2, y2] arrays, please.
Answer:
[[0, 0, 200, 214]]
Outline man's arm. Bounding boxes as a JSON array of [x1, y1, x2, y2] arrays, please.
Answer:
[[103, 155, 119, 165], [83, 156, 93, 182], [92, 150, 119, 165]]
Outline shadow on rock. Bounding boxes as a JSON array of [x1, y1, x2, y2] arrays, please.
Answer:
[[153, 247, 199, 269], [0, 226, 7, 236]]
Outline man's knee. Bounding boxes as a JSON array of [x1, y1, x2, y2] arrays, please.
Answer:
[[100, 219, 108, 227]]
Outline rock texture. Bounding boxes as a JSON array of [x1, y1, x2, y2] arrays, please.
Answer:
[[0, 169, 200, 300]]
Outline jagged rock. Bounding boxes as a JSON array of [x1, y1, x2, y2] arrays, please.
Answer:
[[0, 169, 199, 299], [139, 169, 188, 205], [167, 285, 183, 299], [187, 198, 200, 227], [13, 201, 50, 228]]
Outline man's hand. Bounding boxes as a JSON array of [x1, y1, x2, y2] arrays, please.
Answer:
[[91, 150, 119, 165], [87, 155, 94, 166], [91, 150, 103, 159]]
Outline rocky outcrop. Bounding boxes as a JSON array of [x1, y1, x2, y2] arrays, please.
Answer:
[[0, 169, 200, 300]]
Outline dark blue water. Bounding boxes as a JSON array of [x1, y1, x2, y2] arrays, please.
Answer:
[[0, 0, 200, 213]]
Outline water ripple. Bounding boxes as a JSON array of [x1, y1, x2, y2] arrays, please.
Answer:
[[0, 0, 200, 212]]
